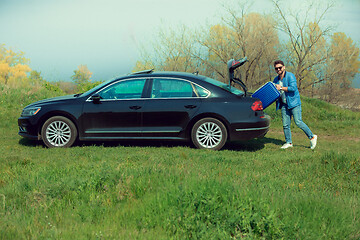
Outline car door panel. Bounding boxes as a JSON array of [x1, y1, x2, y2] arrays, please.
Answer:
[[141, 78, 203, 138], [141, 98, 201, 138], [80, 100, 144, 139], [79, 78, 147, 139]]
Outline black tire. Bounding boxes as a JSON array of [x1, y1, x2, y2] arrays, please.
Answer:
[[191, 117, 227, 150], [41, 116, 77, 148]]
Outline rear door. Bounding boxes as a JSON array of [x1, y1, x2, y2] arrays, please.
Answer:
[[141, 78, 208, 139]]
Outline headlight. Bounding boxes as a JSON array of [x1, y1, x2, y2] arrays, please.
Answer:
[[21, 107, 41, 117]]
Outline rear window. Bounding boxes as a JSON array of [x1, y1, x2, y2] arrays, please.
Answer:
[[203, 77, 244, 95]]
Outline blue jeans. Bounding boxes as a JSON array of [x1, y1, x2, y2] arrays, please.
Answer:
[[281, 104, 314, 144]]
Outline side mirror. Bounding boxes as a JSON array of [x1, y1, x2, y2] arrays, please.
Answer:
[[91, 94, 101, 103]]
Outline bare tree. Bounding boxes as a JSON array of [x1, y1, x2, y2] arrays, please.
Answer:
[[272, 0, 335, 92], [193, 5, 279, 89], [134, 25, 199, 73], [319, 32, 360, 102], [134, 3, 279, 91]]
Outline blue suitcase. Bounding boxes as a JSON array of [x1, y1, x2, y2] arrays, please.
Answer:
[[252, 82, 280, 109]]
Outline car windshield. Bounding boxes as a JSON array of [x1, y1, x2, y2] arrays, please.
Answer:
[[203, 77, 244, 96]]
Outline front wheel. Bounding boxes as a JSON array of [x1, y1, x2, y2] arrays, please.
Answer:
[[191, 118, 227, 150], [41, 116, 77, 148]]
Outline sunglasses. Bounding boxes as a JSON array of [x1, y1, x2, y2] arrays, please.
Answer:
[[275, 66, 283, 71]]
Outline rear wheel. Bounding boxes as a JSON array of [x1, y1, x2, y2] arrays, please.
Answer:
[[41, 116, 77, 148], [191, 118, 227, 150]]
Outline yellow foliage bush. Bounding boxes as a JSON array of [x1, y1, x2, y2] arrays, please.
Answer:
[[0, 44, 32, 88]]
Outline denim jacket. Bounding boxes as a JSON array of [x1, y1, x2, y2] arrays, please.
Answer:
[[273, 71, 301, 110]]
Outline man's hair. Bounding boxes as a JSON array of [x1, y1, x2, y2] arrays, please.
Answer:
[[274, 60, 285, 67]]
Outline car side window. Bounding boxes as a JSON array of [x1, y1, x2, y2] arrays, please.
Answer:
[[99, 79, 146, 100], [151, 78, 207, 98]]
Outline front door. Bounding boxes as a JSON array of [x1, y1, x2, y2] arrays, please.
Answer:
[[80, 78, 147, 139]]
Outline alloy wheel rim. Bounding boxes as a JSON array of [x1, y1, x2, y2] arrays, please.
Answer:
[[46, 121, 71, 147], [196, 122, 222, 148]]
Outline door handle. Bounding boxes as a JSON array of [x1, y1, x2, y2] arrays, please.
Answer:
[[129, 106, 142, 110], [185, 105, 197, 109]]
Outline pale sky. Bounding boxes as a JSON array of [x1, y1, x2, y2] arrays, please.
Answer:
[[1, 0, 360, 87]]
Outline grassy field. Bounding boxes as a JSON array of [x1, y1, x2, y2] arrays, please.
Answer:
[[0, 85, 359, 239]]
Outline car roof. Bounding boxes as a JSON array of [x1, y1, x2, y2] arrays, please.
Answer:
[[123, 71, 223, 89], [81, 70, 243, 98], [124, 71, 242, 97], [127, 70, 208, 81]]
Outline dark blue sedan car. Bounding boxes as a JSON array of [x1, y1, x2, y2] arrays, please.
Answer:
[[18, 61, 270, 150]]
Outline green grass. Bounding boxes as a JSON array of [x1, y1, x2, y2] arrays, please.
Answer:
[[1, 85, 360, 239]]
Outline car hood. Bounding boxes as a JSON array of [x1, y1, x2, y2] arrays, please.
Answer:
[[25, 95, 79, 108]]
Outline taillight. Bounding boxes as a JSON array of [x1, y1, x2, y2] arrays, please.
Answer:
[[251, 100, 263, 111]]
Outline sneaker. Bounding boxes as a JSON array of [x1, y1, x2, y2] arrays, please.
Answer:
[[281, 143, 293, 149], [310, 135, 317, 149]]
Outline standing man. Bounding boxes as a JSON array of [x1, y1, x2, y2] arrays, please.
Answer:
[[273, 60, 317, 149]]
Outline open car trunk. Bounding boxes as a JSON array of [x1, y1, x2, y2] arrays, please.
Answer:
[[227, 57, 249, 96]]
